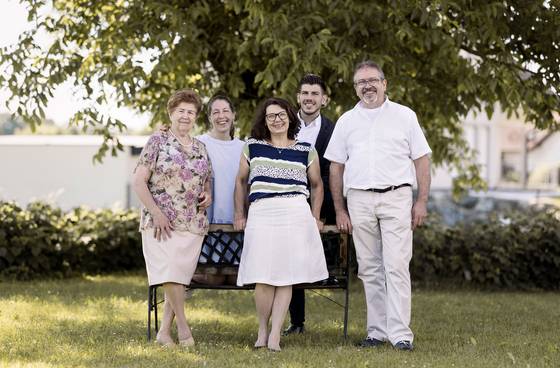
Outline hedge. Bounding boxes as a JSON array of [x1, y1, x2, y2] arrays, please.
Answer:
[[0, 201, 143, 279], [411, 209, 560, 289], [1, 201, 559, 289]]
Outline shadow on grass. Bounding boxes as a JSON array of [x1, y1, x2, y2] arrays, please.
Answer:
[[1, 317, 205, 367], [0, 272, 148, 303], [1, 300, 360, 368], [2, 277, 559, 367]]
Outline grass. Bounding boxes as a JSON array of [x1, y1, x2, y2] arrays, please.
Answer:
[[1, 273, 559, 368]]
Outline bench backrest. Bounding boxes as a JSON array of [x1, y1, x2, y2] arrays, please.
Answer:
[[199, 224, 348, 271]]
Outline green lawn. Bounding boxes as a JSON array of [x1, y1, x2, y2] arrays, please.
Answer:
[[1, 273, 559, 367]]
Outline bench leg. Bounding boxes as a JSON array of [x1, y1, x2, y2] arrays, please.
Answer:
[[343, 277, 350, 340], [147, 286, 153, 341], [342, 235, 353, 340], [147, 285, 160, 342], [154, 286, 159, 335]]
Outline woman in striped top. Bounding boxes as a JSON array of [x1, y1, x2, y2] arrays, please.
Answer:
[[234, 97, 328, 351]]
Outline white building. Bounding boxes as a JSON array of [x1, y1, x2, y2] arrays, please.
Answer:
[[431, 107, 555, 190], [527, 132, 560, 189], [1, 113, 557, 210], [0, 135, 148, 209]]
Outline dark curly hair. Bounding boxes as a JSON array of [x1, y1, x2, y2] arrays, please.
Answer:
[[250, 97, 300, 140], [298, 73, 327, 94]]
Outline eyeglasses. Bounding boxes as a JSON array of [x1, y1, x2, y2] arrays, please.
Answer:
[[354, 78, 384, 87], [265, 111, 288, 122]]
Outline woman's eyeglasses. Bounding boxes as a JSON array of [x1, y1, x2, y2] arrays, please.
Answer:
[[265, 111, 288, 122]]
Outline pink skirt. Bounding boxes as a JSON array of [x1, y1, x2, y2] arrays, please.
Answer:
[[142, 230, 203, 286]]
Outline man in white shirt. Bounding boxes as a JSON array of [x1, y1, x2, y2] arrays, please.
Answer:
[[324, 61, 431, 351], [284, 74, 336, 336]]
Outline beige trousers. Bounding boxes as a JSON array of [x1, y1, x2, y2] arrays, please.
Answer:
[[347, 187, 413, 344]]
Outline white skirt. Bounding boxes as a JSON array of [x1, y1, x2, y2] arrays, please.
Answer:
[[237, 196, 329, 286], [142, 230, 204, 286]]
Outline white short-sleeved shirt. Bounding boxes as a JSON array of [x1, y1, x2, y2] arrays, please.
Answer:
[[324, 98, 431, 196], [196, 133, 245, 223]]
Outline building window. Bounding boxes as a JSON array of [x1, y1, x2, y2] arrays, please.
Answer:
[[130, 146, 143, 156], [500, 152, 522, 183]]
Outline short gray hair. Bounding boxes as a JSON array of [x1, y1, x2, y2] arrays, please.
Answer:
[[353, 60, 385, 81]]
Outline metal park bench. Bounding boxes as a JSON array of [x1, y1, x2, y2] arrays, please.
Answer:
[[147, 224, 351, 340]]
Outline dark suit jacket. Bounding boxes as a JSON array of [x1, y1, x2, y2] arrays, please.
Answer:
[[314, 115, 336, 224]]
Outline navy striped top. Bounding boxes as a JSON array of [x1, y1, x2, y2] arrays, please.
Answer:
[[243, 138, 318, 203]]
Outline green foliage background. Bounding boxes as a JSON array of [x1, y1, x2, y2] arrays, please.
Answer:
[[1, 201, 559, 289], [0, 201, 143, 279], [1, 1, 559, 190]]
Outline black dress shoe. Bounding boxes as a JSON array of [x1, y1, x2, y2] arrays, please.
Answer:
[[356, 337, 385, 348], [394, 340, 414, 351], [282, 324, 305, 336]]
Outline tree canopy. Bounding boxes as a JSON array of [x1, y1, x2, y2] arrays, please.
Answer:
[[1, 0, 559, 189]]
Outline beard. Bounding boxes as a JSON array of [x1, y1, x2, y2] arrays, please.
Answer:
[[300, 103, 321, 117], [360, 87, 379, 105]]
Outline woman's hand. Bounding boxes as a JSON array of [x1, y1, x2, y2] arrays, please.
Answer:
[[198, 191, 212, 210], [315, 218, 324, 232], [233, 214, 246, 231], [233, 154, 250, 232], [152, 210, 174, 241]]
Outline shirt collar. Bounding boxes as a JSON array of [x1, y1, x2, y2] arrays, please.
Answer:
[[355, 96, 390, 110], [298, 111, 321, 128]]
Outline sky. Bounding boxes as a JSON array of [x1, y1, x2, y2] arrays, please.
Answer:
[[0, 0, 151, 131]]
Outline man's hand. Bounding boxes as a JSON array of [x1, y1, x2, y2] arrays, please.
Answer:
[[411, 200, 427, 230], [412, 154, 430, 230], [336, 210, 353, 234]]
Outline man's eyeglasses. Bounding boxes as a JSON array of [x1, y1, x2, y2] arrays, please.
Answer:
[[265, 111, 288, 122], [354, 78, 384, 87]]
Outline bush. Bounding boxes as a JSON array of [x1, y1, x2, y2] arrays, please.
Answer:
[[1, 201, 559, 289], [412, 208, 560, 289], [0, 201, 142, 279], [65, 207, 144, 273]]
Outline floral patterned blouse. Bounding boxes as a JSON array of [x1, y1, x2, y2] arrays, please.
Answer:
[[135, 131, 213, 235]]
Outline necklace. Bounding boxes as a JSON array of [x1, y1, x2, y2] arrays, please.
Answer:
[[267, 139, 292, 154], [169, 129, 191, 147]]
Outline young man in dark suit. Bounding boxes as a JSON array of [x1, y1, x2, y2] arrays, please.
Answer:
[[284, 73, 336, 335]]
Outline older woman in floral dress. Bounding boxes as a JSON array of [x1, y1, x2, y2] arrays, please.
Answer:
[[132, 89, 212, 347]]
